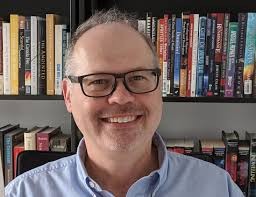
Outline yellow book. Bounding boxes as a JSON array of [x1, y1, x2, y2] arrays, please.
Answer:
[[46, 14, 61, 95], [10, 14, 19, 95]]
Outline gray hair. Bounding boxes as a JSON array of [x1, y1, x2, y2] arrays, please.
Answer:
[[64, 8, 159, 76]]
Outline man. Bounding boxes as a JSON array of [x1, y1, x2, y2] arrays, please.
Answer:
[[5, 9, 243, 197]]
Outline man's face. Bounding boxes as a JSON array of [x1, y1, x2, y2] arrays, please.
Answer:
[[63, 23, 163, 153]]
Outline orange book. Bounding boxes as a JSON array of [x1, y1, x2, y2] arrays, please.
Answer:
[[46, 14, 62, 95]]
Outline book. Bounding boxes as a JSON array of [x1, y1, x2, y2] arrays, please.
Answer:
[[237, 140, 249, 196], [46, 14, 62, 95], [0, 124, 19, 178], [24, 126, 49, 150], [50, 133, 71, 152], [3, 22, 10, 95], [13, 142, 24, 178], [0, 149, 4, 197], [246, 132, 256, 196], [225, 22, 238, 97], [37, 126, 61, 151], [4, 127, 26, 184], [243, 13, 256, 97], [222, 130, 239, 182], [10, 14, 19, 95], [0, 18, 3, 95], [18, 16, 25, 95], [24, 16, 31, 95]]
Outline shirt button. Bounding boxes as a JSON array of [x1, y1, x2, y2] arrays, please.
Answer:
[[89, 181, 95, 188]]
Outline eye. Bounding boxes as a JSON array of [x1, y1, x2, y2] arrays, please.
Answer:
[[131, 75, 145, 81], [90, 79, 108, 85]]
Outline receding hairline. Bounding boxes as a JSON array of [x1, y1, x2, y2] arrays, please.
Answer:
[[64, 9, 159, 76]]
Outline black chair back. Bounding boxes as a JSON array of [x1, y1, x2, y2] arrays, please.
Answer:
[[16, 150, 75, 176]]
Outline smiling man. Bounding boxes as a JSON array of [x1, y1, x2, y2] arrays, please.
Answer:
[[5, 9, 243, 197]]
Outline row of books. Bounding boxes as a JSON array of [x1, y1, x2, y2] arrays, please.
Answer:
[[0, 124, 71, 185], [139, 12, 256, 98], [165, 130, 256, 197], [0, 14, 70, 96]]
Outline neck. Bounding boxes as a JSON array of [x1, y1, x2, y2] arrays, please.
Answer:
[[84, 141, 159, 196]]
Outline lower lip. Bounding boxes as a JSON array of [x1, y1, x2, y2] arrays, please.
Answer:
[[102, 116, 143, 129]]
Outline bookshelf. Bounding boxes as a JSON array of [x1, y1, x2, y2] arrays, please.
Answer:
[[0, 0, 79, 151], [72, 0, 256, 146]]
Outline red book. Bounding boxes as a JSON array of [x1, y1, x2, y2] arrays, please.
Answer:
[[36, 127, 60, 151], [13, 142, 24, 177]]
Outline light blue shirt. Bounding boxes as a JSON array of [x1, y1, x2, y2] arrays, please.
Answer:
[[5, 133, 243, 197]]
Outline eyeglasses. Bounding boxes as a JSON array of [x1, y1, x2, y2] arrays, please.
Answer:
[[67, 68, 161, 98]]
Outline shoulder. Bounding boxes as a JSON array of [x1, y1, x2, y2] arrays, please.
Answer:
[[166, 151, 227, 177], [161, 152, 244, 196], [5, 155, 76, 196]]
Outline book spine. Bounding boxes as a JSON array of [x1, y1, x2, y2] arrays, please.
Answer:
[[146, 12, 152, 39], [3, 23, 10, 95], [225, 140, 239, 182], [220, 13, 230, 96], [213, 147, 225, 169], [38, 17, 46, 95], [62, 28, 68, 81], [166, 18, 172, 96], [4, 135, 12, 184], [31, 16, 38, 95], [162, 14, 169, 97], [180, 13, 190, 97], [37, 133, 49, 151], [237, 144, 249, 196], [13, 145, 24, 177], [203, 15, 212, 96], [46, 14, 55, 95], [24, 133, 36, 150], [225, 22, 238, 97], [244, 13, 256, 97], [190, 14, 199, 97], [174, 18, 182, 96], [186, 14, 194, 97], [248, 139, 256, 197], [0, 19, 3, 95], [213, 13, 224, 96], [137, 19, 146, 34], [10, 14, 19, 95], [158, 19, 164, 95], [24, 17, 31, 95], [207, 13, 217, 96], [55, 25, 65, 95], [18, 16, 25, 95], [169, 14, 176, 96], [235, 13, 247, 98], [196, 16, 206, 97], [151, 17, 157, 47]]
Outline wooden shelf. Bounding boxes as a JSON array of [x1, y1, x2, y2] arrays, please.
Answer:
[[162, 97, 256, 103], [0, 95, 63, 100]]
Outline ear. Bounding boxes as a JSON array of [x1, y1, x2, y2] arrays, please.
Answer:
[[62, 78, 72, 113]]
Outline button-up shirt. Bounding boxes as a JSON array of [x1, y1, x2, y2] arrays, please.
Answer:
[[5, 133, 243, 197]]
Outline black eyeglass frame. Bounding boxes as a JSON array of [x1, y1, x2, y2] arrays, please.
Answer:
[[67, 68, 161, 98]]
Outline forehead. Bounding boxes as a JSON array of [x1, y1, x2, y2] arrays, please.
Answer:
[[72, 23, 154, 75]]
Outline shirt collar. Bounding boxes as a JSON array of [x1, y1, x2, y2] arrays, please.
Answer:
[[75, 132, 169, 195]]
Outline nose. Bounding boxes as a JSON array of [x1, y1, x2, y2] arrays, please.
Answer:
[[107, 80, 135, 105]]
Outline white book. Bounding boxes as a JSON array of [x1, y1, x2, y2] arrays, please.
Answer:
[[3, 22, 10, 95], [55, 24, 67, 95], [30, 16, 38, 95], [137, 19, 146, 34], [190, 14, 199, 97]]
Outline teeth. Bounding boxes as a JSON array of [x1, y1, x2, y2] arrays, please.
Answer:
[[107, 116, 137, 123]]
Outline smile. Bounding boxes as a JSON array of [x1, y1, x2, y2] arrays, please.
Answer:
[[102, 115, 143, 124]]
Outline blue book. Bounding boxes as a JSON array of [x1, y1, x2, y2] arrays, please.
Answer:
[[173, 18, 182, 96], [196, 16, 207, 97]]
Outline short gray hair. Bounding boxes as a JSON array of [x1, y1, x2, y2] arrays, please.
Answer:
[[64, 8, 159, 76]]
